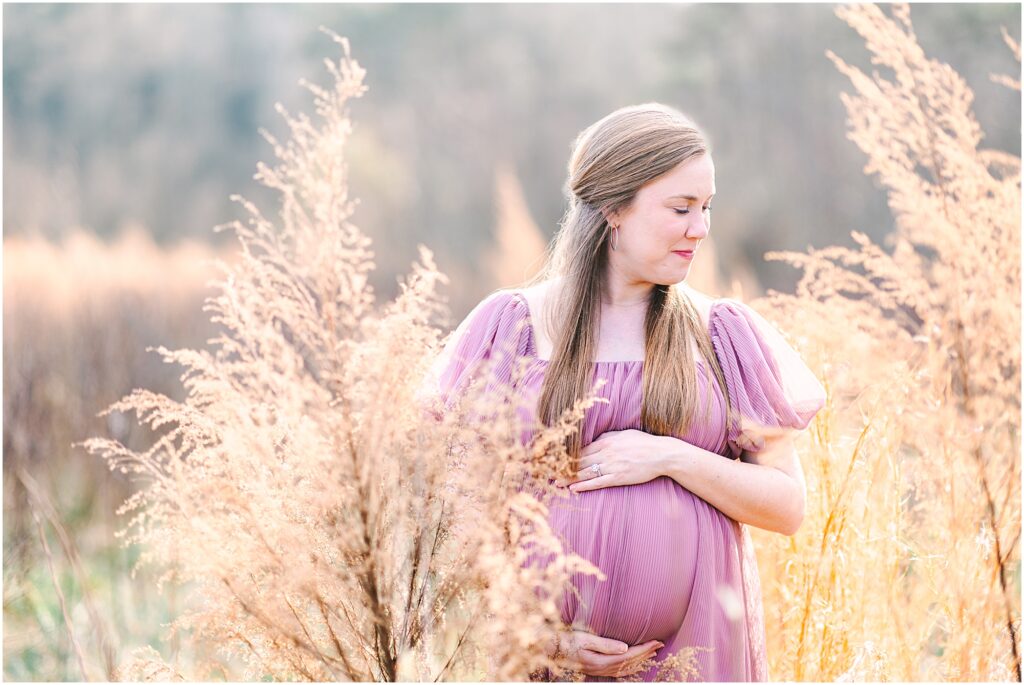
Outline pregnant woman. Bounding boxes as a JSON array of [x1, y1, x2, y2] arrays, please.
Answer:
[[435, 103, 826, 681]]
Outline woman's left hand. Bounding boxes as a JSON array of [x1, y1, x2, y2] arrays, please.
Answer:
[[554, 429, 670, 493]]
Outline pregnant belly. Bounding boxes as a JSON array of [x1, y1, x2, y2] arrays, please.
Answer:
[[528, 476, 700, 645]]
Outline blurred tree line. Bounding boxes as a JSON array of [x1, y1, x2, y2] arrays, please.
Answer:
[[4, 3, 1019, 297]]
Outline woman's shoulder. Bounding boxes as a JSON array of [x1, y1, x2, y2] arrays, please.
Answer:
[[447, 289, 532, 353], [432, 287, 535, 403], [466, 287, 530, 316], [678, 283, 716, 330], [512, 279, 564, 358], [704, 293, 774, 338], [678, 282, 764, 332], [700, 291, 827, 451], [512, 278, 559, 316]]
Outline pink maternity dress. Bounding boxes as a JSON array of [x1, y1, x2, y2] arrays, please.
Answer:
[[432, 289, 826, 682]]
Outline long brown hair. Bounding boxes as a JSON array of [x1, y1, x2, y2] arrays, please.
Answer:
[[523, 102, 733, 464]]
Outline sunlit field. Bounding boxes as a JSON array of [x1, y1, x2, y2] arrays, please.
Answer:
[[3, 4, 1019, 681]]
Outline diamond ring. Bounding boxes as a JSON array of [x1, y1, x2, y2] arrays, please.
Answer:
[[590, 463, 603, 478]]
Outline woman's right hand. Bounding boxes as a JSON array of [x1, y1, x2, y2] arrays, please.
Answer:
[[552, 629, 664, 678]]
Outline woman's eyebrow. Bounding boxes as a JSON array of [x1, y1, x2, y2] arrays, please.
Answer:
[[667, 193, 715, 201]]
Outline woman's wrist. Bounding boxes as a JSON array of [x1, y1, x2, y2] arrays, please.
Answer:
[[656, 434, 697, 483], [544, 627, 568, 662], [551, 631, 565, 661]]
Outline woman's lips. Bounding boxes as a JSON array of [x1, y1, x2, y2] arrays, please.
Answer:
[[672, 250, 694, 260]]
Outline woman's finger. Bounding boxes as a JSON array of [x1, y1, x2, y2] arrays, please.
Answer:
[[607, 646, 660, 677], [580, 439, 606, 458], [555, 464, 610, 488], [614, 655, 656, 677], [625, 647, 660, 671], [577, 634, 629, 655], [580, 640, 660, 672], [569, 473, 615, 492]]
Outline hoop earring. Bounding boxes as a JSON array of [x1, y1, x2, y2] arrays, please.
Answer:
[[610, 225, 619, 251]]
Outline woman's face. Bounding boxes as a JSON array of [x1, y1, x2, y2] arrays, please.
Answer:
[[607, 153, 715, 286]]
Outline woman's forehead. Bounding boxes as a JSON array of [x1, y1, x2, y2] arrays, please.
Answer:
[[644, 163, 716, 200]]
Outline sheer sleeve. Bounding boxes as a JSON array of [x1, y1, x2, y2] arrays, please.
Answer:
[[708, 299, 827, 459], [420, 289, 533, 414]]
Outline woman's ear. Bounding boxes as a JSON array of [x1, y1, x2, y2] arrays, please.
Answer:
[[601, 207, 618, 227]]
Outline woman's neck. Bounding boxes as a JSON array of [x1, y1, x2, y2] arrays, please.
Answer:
[[601, 276, 654, 309]]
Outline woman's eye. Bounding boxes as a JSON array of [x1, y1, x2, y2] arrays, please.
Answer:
[[674, 206, 713, 214]]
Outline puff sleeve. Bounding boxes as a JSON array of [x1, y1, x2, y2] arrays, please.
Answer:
[[420, 289, 533, 414], [708, 299, 827, 459]]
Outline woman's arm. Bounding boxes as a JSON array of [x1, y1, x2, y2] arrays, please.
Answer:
[[655, 435, 806, 536]]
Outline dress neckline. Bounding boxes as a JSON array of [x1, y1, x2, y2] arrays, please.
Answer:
[[509, 290, 713, 367]]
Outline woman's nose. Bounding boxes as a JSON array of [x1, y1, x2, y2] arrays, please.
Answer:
[[687, 216, 710, 239]]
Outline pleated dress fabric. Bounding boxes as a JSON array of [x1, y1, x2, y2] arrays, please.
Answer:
[[433, 290, 826, 682]]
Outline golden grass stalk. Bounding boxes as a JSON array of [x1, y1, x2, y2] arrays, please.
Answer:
[[14, 466, 118, 680], [487, 162, 549, 290], [79, 28, 607, 681], [30, 505, 91, 681], [744, 4, 1019, 680]]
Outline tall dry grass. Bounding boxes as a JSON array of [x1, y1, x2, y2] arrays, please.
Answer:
[[3, 228, 230, 680], [487, 161, 549, 289], [79, 29, 611, 681], [744, 4, 1020, 680]]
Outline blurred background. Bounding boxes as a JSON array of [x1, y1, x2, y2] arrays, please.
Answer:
[[3, 3, 1020, 680]]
